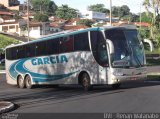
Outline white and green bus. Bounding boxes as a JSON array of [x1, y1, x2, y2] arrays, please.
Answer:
[[5, 26, 147, 90]]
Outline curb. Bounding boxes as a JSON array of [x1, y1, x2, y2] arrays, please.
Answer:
[[0, 101, 15, 114], [147, 73, 160, 75]]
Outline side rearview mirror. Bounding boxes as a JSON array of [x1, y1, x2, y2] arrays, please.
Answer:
[[106, 39, 114, 54]]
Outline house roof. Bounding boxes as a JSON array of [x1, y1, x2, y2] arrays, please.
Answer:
[[29, 22, 42, 27], [63, 25, 89, 30], [134, 22, 151, 27], [0, 11, 14, 16], [65, 18, 80, 25], [0, 21, 18, 25]]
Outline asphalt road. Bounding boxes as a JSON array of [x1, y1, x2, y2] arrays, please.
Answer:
[[0, 70, 160, 114]]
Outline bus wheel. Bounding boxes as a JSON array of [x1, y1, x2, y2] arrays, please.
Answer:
[[112, 83, 121, 89], [25, 75, 33, 89], [81, 73, 91, 91], [17, 75, 25, 89]]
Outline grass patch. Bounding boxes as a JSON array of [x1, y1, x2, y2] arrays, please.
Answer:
[[147, 74, 160, 80], [0, 34, 19, 53], [0, 64, 5, 70]]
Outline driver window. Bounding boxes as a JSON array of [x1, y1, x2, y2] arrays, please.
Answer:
[[90, 31, 109, 67]]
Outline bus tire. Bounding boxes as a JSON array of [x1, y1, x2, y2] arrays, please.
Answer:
[[25, 75, 33, 89], [112, 83, 121, 89], [81, 73, 92, 91], [17, 75, 25, 89]]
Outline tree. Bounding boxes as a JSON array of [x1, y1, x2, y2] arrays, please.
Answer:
[[47, 1, 57, 16], [0, 34, 19, 53], [112, 6, 121, 17], [119, 5, 130, 18], [31, 0, 57, 16], [77, 19, 95, 27], [55, 5, 78, 20], [130, 14, 140, 22], [34, 13, 49, 22], [88, 4, 109, 14], [143, 0, 160, 39], [141, 12, 152, 23], [112, 5, 130, 19]]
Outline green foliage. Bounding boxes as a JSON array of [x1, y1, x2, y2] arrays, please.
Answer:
[[47, 1, 57, 16], [31, 0, 57, 16], [139, 28, 150, 39], [112, 6, 120, 17], [0, 34, 19, 53], [55, 5, 77, 20], [20, 25, 27, 31], [119, 5, 130, 18], [155, 14, 160, 29], [112, 5, 130, 18], [77, 19, 94, 27], [34, 13, 49, 22], [141, 12, 152, 23], [130, 14, 140, 22], [88, 4, 109, 14]]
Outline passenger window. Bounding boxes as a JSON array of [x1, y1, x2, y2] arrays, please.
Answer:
[[26, 43, 36, 57], [36, 41, 46, 56], [17, 46, 25, 59], [60, 36, 74, 53], [46, 38, 59, 55], [74, 32, 90, 51]]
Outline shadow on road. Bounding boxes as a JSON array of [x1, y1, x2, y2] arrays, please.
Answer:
[[1, 80, 160, 112]]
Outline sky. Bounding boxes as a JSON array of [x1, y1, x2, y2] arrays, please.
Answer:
[[19, 0, 146, 14]]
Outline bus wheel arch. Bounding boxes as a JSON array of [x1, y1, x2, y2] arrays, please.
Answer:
[[78, 71, 92, 91], [17, 75, 25, 89], [24, 74, 33, 89]]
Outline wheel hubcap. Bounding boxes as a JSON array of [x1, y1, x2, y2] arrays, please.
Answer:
[[83, 76, 89, 87]]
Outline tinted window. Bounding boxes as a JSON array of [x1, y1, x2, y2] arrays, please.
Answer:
[[17, 46, 25, 59], [36, 41, 46, 56], [46, 38, 59, 55], [90, 31, 109, 67], [6, 47, 18, 60], [60, 35, 74, 53], [74, 32, 90, 51], [26, 43, 36, 57], [105, 29, 129, 61], [6, 48, 12, 60]]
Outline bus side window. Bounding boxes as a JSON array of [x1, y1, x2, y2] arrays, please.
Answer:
[[17, 46, 25, 59], [46, 38, 59, 55], [11, 47, 17, 60], [26, 43, 36, 58], [6, 48, 11, 60], [36, 41, 46, 57], [60, 35, 74, 53], [90, 31, 109, 67], [74, 32, 90, 51]]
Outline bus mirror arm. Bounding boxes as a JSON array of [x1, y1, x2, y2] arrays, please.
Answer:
[[106, 39, 114, 54]]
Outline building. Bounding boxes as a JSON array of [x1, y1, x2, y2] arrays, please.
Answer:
[[20, 22, 50, 38], [0, 0, 20, 10], [0, 11, 14, 20], [0, 20, 20, 34], [82, 11, 106, 21]]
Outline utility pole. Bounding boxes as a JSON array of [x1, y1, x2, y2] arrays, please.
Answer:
[[109, 0, 112, 26], [140, 3, 142, 30], [27, 0, 30, 42]]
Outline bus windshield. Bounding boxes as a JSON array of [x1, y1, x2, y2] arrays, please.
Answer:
[[105, 29, 144, 68]]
